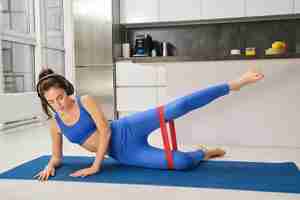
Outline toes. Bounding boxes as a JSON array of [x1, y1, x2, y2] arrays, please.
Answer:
[[256, 74, 264, 80]]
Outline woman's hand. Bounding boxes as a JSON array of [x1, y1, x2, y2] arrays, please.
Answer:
[[34, 165, 55, 181], [69, 166, 100, 178]]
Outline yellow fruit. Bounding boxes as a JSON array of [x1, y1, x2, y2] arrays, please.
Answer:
[[272, 41, 286, 50]]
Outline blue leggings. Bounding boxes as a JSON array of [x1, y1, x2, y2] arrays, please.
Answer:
[[108, 83, 230, 170]]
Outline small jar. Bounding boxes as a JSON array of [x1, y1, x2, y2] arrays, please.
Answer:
[[245, 47, 256, 56], [122, 43, 130, 58]]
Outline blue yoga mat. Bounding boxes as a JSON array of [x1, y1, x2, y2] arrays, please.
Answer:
[[0, 155, 299, 194]]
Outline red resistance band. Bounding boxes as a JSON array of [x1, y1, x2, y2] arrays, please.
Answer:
[[157, 106, 178, 169]]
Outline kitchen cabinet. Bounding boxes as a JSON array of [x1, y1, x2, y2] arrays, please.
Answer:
[[116, 61, 167, 113], [117, 87, 157, 111], [159, 0, 201, 22], [157, 66, 167, 86], [157, 87, 168, 105], [120, 0, 159, 23], [116, 62, 157, 86], [202, 0, 245, 19], [120, 0, 296, 24], [295, 0, 300, 14], [245, 0, 293, 16], [116, 61, 166, 87], [117, 86, 168, 113]]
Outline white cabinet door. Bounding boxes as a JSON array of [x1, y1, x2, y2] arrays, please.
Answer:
[[157, 66, 167, 86], [202, 0, 245, 19], [120, 0, 159, 23], [159, 0, 201, 22], [116, 62, 157, 86], [246, 0, 293, 16], [295, 0, 300, 14], [157, 87, 169, 105], [117, 88, 157, 111]]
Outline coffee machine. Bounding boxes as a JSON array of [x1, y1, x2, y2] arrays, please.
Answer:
[[133, 33, 153, 57]]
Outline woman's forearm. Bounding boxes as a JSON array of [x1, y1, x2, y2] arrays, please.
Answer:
[[92, 127, 111, 169]]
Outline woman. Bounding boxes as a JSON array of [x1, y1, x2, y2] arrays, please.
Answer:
[[34, 68, 264, 181]]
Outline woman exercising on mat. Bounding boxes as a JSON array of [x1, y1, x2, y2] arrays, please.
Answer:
[[34, 68, 264, 181]]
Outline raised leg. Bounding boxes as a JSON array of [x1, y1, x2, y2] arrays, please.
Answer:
[[123, 83, 231, 143]]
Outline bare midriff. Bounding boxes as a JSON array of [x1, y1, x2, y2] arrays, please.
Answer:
[[80, 130, 110, 154]]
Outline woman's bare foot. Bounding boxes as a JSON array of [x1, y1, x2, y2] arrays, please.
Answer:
[[197, 145, 226, 160], [203, 148, 226, 160], [229, 68, 264, 91]]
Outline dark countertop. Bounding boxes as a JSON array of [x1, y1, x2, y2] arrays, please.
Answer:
[[116, 53, 300, 63]]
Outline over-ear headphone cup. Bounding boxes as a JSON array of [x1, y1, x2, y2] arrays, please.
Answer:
[[65, 81, 74, 95]]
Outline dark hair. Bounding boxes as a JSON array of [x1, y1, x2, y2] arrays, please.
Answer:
[[37, 68, 70, 119]]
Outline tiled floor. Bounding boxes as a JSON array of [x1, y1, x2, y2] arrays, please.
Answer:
[[0, 123, 299, 200]]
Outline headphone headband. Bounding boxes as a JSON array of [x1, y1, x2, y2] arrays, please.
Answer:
[[36, 73, 74, 98], [36, 73, 74, 115]]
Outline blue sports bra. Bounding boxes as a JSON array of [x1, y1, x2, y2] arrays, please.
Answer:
[[55, 96, 97, 145]]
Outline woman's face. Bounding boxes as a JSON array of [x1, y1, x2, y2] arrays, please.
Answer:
[[44, 87, 71, 112]]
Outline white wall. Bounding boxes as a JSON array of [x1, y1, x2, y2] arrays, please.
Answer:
[[164, 59, 300, 148], [0, 92, 44, 123]]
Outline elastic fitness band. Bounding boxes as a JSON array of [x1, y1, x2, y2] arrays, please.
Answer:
[[157, 106, 178, 169]]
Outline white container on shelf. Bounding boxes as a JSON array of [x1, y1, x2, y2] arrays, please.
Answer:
[[122, 43, 130, 58]]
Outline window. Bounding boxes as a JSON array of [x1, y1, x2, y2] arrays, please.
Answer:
[[0, 0, 66, 94], [2, 41, 34, 93], [42, 0, 65, 74], [1, 0, 35, 33], [44, 0, 64, 48], [0, 0, 72, 127]]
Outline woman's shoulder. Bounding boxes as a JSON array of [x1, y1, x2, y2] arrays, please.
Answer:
[[78, 95, 99, 112], [78, 94, 93, 105]]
